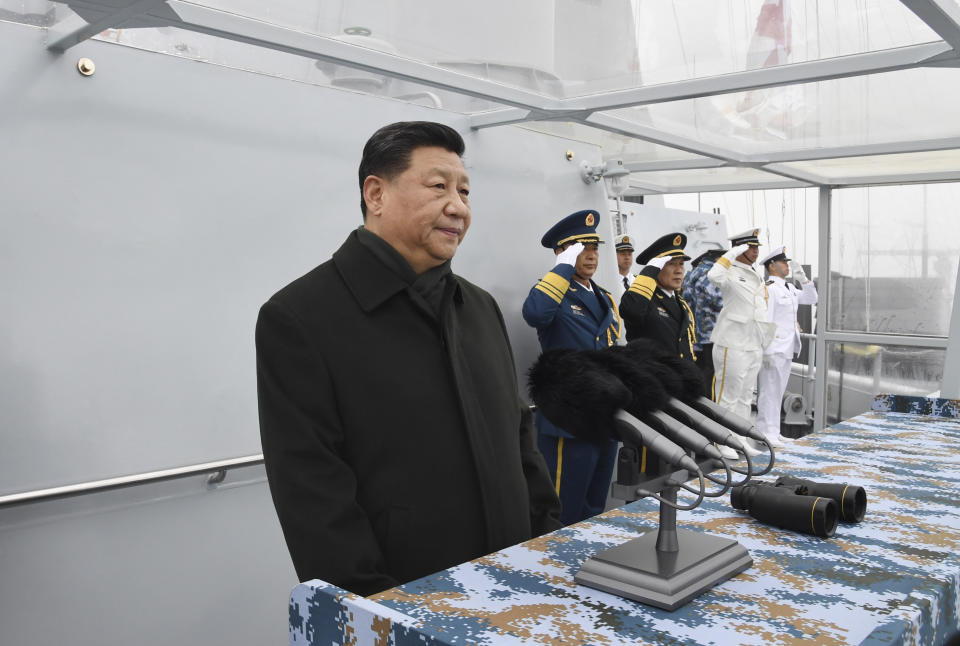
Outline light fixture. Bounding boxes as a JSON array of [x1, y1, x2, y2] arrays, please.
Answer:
[[581, 157, 631, 198]]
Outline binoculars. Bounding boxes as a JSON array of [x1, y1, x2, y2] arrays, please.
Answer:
[[730, 476, 867, 538]]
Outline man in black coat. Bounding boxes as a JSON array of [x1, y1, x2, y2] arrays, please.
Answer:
[[620, 232, 697, 362], [256, 121, 562, 597]]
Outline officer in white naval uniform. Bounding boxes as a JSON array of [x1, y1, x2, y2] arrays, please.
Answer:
[[707, 228, 776, 456], [611, 235, 637, 306], [756, 246, 818, 447]]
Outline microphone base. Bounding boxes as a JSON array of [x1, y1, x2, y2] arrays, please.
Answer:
[[574, 529, 752, 611]]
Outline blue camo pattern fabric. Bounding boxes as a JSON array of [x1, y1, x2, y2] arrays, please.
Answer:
[[872, 393, 960, 419], [681, 257, 723, 352], [290, 406, 960, 645]]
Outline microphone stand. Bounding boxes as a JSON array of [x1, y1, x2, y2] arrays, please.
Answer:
[[656, 486, 679, 553], [574, 412, 754, 611]]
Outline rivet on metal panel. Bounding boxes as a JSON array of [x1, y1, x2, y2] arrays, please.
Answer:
[[77, 58, 95, 76], [565, 150, 575, 161]]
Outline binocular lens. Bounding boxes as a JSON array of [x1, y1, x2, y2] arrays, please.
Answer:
[[748, 487, 838, 538], [776, 476, 867, 523]]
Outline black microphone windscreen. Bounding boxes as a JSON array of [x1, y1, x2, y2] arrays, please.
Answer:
[[592, 346, 669, 413], [527, 349, 631, 444], [618, 340, 702, 402], [657, 353, 704, 402], [623, 337, 672, 361]]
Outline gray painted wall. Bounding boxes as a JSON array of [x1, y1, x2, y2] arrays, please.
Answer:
[[0, 20, 608, 645]]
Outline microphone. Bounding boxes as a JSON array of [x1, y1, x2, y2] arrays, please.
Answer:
[[642, 409, 724, 461], [527, 349, 697, 472], [614, 411, 701, 473], [588, 345, 722, 461], [663, 398, 746, 454], [532, 342, 759, 610], [527, 348, 630, 445], [616, 341, 766, 444], [685, 396, 769, 445]]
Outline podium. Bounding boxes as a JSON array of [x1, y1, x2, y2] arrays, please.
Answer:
[[290, 395, 960, 645]]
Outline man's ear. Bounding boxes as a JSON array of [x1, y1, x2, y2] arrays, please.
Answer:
[[362, 175, 385, 217]]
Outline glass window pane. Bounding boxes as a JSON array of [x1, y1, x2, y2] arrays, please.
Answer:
[[825, 342, 944, 423], [170, 0, 939, 97], [630, 166, 808, 193], [603, 67, 960, 156], [517, 121, 708, 165], [830, 184, 960, 336], [0, 0, 60, 25], [47, 0, 934, 100], [629, 0, 938, 89], [662, 188, 820, 276], [779, 149, 960, 182]]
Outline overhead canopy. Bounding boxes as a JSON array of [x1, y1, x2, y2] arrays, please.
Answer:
[[19, 0, 960, 193]]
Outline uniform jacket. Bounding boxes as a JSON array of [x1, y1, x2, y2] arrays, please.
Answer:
[[522, 263, 621, 438], [620, 264, 696, 361], [707, 256, 776, 351], [256, 229, 562, 597], [612, 271, 637, 306], [764, 276, 818, 356], [681, 258, 723, 352]]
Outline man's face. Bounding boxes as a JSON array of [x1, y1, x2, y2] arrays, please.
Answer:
[[738, 245, 759, 265], [657, 257, 686, 291], [770, 259, 790, 278], [362, 146, 471, 274], [559, 242, 599, 283], [617, 249, 634, 275]]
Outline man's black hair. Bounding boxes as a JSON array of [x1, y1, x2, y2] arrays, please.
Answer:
[[358, 121, 466, 219]]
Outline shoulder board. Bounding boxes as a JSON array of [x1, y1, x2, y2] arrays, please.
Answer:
[[765, 280, 774, 285]]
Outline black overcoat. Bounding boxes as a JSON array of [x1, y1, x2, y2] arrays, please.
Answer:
[[256, 230, 562, 596]]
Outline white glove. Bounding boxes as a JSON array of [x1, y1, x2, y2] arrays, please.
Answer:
[[788, 259, 808, 282], [646, 256, 671, 271], [555, 242, 584, 267], [762, 354, 775, 369], [724, 244, 750, 260]]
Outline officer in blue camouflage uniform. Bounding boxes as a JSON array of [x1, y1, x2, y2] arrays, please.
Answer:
[[522, 209, 622, 526], [682, 248, 726, 397]]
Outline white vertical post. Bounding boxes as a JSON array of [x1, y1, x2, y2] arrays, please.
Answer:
[[813, 188, 832, 431], [941, 260, 960, 398]]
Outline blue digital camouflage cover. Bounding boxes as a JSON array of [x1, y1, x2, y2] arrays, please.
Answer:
[[290, 403, 960, 645]]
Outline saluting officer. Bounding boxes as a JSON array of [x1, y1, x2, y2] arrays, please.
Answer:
[[620, 232, 697, 362], [522, 209, 622, 526], [756, 246, 818, 447], [707, 228, 776, 456], [682, 249, 726, 397]]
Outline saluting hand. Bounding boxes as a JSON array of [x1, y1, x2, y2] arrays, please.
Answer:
[[788, 259, 808, 283], [555, 242, 584, 267], [645, 255, 671, 271], [725, 243, 750, 260]]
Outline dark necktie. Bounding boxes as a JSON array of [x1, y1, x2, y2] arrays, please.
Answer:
[[623, 276, 630, 289]]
